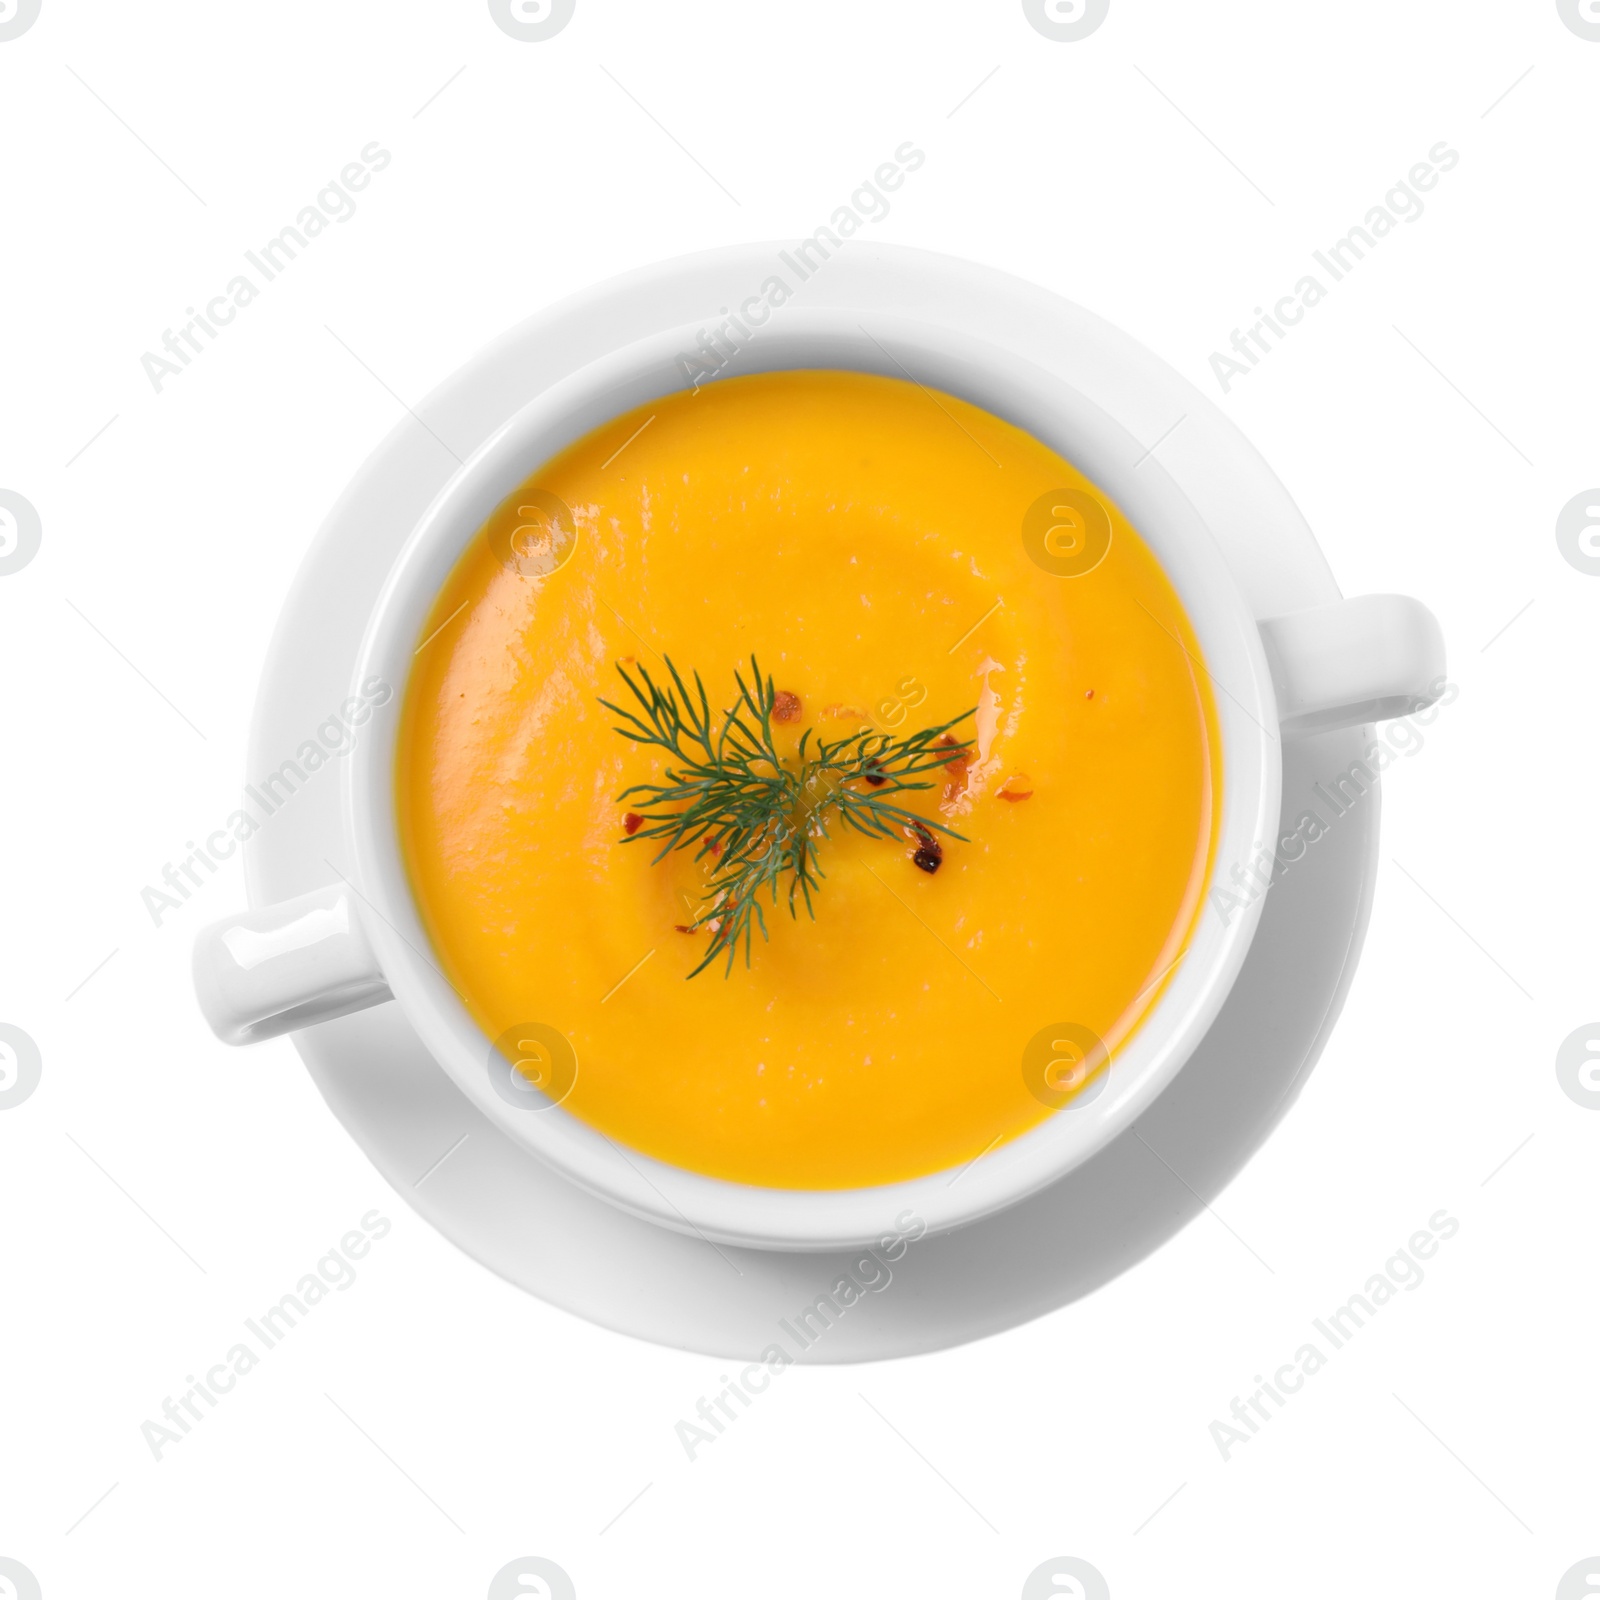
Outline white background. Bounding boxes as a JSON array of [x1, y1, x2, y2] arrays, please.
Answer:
[[2, 1, 1595, 1596]]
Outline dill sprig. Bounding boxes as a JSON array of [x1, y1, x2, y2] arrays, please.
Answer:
[[600, 655, 974, 978]]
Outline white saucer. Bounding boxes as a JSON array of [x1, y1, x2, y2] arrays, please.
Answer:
[[244, 244, 1378, 1361]]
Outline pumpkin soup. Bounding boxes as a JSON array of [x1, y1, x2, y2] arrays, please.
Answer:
[[396, 370, 1220, 1189]]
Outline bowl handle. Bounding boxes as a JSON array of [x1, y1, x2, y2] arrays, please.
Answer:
[[1258, 594, 1446, 736], [193, 884, 392, 1045]]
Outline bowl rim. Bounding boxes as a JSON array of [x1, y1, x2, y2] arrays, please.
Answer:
[[345, 306, 1280, 1251]]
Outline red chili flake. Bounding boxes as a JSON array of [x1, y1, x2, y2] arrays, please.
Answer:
[[674, 924, 698, 934], [937, 734, 971, 805], [773, 690, 802, 723], [863, 767, 888, 787], [704, 838, 723, 859], [910, 822, 943, 874], [1084, 689, 1095, 700], [997, 775, 1034, 802], [623, 811, 643, 835]]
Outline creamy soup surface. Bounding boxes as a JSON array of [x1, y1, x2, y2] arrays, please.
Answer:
[[397, 370, 1220, 1189]]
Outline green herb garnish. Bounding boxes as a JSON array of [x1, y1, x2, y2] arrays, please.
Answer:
[[600, 656, 973, 978]]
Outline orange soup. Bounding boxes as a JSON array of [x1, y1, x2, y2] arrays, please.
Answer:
[[396, 370, 1220, 1188]]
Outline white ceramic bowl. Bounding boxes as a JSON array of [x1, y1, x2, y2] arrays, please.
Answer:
[[194, 264, 1444, 1252]]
